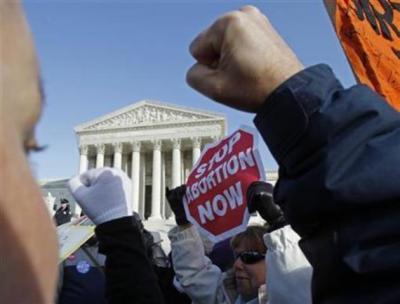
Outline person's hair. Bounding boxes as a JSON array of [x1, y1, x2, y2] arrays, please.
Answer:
[[60, 198, 69, 204], [230, 225, 269, 254]]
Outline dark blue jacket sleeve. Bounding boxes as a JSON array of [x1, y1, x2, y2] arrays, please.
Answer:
[[254, 65, 400, 303]]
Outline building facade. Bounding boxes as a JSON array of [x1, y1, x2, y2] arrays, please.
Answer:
[[74, 100, 226, 219]]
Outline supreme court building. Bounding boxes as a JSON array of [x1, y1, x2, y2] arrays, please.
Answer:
[[74, 100, 226, 220]]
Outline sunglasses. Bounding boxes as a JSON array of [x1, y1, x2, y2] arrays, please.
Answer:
[[234, 251, 265, 265]]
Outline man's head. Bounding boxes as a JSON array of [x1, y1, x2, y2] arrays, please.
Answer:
[[231, 225, 268, 299], [60, 198, 69, 209], [0, 1, 57, 302]]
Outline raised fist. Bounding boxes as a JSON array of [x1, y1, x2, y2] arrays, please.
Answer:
[[68, 168, 132, 225], [187, 5, 303, 113]]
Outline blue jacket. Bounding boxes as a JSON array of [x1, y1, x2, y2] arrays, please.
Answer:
[[254, 65, 400, 304]]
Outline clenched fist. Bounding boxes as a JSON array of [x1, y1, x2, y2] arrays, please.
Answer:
[[68, 168, 133, 225], [187, 6, 304, 113]]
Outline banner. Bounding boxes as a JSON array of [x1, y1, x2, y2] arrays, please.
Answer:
[[183, 127, 265, 243], [58, 218, 95, 262], [325, 0, 400, 111]]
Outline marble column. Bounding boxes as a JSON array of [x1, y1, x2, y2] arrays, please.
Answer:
[[165, 159, 172, 219], [131, 141, 141, 213], [96, 144, 105, 169], [79, 144, 89, 174], [181, 154, 185, 185], [139, 154, 146, 219], [161, 152, 166, 219], [192, 137, 201, 166], [150, 140, 162, 219], [113, 142, 123, 169], [75, 145, 87, 216], [122, 154, 128, 174], [171, 138, 181, 188]]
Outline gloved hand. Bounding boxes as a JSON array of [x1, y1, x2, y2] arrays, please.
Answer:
[[68, 168, 132, 225], [166, 185, 189, 226], [247, 181, 286, 232]]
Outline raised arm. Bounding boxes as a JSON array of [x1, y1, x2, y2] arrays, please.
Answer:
[[69, 168, 164, 304], [166, 186, 225, 304], [186, 5, 400, 303]]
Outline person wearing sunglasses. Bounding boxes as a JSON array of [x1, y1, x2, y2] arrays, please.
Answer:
[[246, 182, 312, 304], [187, 5, 400, 304], [167, 181, 312, 304], [230, 225, 269, 303], [235, 251, 265, 265]]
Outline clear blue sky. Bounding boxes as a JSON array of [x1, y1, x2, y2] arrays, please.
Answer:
[[24, 0, 355, 180]]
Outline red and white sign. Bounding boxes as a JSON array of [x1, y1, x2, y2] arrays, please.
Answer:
[[183, 127, 265, 243]]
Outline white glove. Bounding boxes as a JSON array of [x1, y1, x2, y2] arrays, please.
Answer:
[[68, 168, 133, 225]]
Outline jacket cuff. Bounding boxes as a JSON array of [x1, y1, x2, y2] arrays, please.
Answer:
[[168, 224, 199, 243], [95, 216, 140, 235], [254, 64, 341, 165], [264, 225, 300, 252]]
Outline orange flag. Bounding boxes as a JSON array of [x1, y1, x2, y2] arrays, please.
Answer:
[[326, 0, 400, 111]]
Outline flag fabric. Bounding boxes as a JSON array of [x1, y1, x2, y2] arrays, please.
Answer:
[[333, 0, 400, 111]]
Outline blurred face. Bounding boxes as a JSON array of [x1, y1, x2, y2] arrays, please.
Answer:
[[1, 0, 43, 149], [0, 1, 58, 302], [233, 242, 266, 299]]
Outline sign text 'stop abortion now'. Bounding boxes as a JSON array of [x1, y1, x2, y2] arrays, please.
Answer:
[[183, 128, 264, 243]]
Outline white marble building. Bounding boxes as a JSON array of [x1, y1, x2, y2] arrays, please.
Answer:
[[74, 100, 226, 220]]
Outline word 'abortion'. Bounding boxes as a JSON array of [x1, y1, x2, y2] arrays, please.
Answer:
[[185, 131, 256, 205]]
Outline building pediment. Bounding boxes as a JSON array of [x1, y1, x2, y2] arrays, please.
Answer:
[[75, 100, 225, 132]]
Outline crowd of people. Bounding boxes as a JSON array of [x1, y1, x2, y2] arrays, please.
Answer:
[[1, 1, 399, 303]]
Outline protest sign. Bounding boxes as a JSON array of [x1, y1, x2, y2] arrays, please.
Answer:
[[183, 127, 265, 243], [325, 0, 400, 111], [57, 219, 95, 262]]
